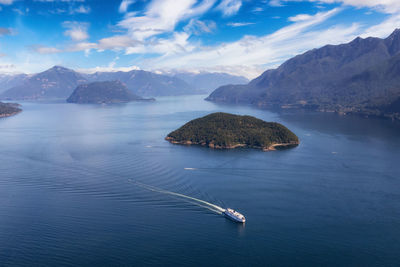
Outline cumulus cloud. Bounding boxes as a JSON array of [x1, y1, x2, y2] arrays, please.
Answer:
[[216, 0, 242, 16], [63, 21, 89, 41]]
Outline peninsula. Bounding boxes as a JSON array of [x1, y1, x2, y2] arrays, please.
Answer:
[[0, 102, 22, 118], [166, 112, 299, 151]]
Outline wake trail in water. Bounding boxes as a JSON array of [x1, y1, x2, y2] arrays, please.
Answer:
[[128, 179, 226, 214], [3, 152, 227, 216]]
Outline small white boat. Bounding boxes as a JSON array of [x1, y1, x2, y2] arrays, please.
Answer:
[[224, 208, 246, 223]]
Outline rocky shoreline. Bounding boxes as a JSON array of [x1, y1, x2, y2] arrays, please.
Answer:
[[0, 110, 22, 118], [165, 137, 299, 151], [0, 102, 22, 118]]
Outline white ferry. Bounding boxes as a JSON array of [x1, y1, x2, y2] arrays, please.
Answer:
[[223, 208, 246, 223]]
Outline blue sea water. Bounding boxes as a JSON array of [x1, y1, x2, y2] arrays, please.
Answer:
[[0, 95, 399, 266]]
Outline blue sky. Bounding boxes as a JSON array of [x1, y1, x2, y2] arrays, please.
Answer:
[[0, 0, 399, 78]]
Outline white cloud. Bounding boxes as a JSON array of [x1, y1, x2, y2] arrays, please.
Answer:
[[13, 8, 29, 15], [184, 19, 216, 35], [118, 0, 217, 41], [33, 45, 62, 54], [318, 0, 400, 13], [98, 35, 141, 50], [271, 0, 400, 13], [227, 22, 255, 27], [66, 42, 96, 52], [217, 0, 242, 16], [71, 5, 90, 14], [288, 13, 313, 22], [119, 0, 135, 13], [125, 32, 194, 55], [63, 21, 89, 41], [269, 0, 284, 7], [361, 13, 400, 38], [252, 7, 264, 12]]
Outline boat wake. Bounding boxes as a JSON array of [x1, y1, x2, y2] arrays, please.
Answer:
[[5, 151, 227, 216], [128, 179, 226, 214]]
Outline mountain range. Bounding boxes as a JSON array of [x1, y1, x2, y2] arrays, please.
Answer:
[[83, 70, 196, 97], [0, 66, 87, 100], [0, 74, 29, 94], [207, 29, 400, 120], [0, 67, 247, 100]]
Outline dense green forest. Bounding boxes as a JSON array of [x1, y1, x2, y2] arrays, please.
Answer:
[[166, 112, 299, 150]]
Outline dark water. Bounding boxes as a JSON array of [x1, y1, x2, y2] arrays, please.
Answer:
[[1, 95, 400, 266]]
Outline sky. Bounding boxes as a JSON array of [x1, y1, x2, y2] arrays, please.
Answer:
[[0, 0, 400, 78]]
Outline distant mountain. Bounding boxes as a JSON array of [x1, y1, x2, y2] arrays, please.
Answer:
[[0, 74, 28, 94], [0, 66, 248, 100], [207, 29, 400, 120], [172, 72, 249, 94], [1, 66, 87, 100], [67, 81, 153, 104], [84, 70, 196, 97]]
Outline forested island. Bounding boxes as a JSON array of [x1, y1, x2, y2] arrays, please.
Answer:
[[166, 112, 299, 151], [67, 80, 154, 104], [0, 102, 22, 118]]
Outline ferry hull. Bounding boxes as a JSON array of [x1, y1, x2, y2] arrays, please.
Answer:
[[224, 210, 246, 223]]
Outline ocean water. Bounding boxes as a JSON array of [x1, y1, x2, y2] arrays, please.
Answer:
[[0, 95, 399, 266]]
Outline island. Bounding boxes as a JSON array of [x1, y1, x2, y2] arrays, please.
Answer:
[[0, 102, 22, 118], [166, 112, 299, 151], [66, 80, 155, 104]]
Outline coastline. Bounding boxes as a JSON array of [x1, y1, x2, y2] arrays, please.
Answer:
[[206, 98, 400, 122], [165, 137, 299, 151], [0, 110, 22, 118]]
